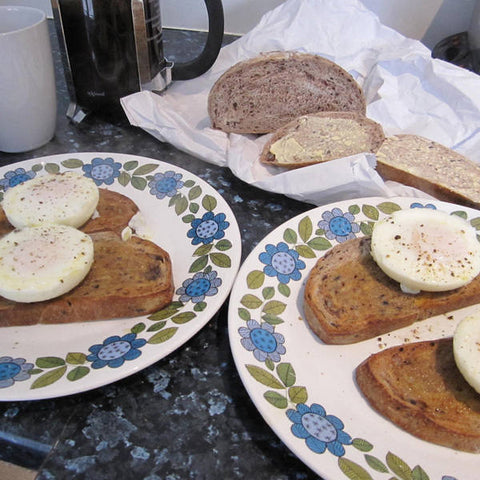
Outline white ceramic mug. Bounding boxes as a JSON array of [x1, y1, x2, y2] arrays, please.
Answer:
[[0, 6, 57, 153]]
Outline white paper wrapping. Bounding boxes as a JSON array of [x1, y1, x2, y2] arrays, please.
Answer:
[[121, 0, 480, 206]]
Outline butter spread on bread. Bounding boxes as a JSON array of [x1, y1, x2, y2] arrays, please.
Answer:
[[208, 51, 366, 134], [356, 338, 480, 453], [260, 112, 385, 168], [304, 237, 480, 344], [376, 134, 480, 209]]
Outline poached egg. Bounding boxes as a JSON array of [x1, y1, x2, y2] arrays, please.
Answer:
[[453, 314, 480, 394], [0, 224, 94, 303], [371, 208, 480, 293], [2, 171, 99, 229]]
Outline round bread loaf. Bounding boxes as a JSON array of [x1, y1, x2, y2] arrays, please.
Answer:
[[208, 51, 366, 134]]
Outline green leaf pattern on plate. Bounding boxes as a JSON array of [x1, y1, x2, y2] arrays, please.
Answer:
[[236, 200, 476, 480], [0, 156, 234, 392]]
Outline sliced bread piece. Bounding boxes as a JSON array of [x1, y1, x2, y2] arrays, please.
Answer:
[[0, 230, 174, 326], [356, 338, 480, 453], [303, 236, 480, 344], [260, 112, 385, 168], [376, 134, 480, 209], [208, 51, 366, 134]]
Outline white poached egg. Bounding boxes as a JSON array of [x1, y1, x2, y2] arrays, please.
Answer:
[[2, 171, 99, 229], [0, 224, 94, 303], [454, 314, 480, 393], [370, 208, 480, 293]]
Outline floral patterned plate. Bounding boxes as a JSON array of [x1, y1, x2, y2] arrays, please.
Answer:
[[0, 153, 241, 401], [228, 197, 480, 480]]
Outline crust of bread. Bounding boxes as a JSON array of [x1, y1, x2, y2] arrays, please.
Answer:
[[376, 134, 480, 209], [356, 338, 480, 452], [0, 188, 138, 238], [303, 237, 480, 344], [260, 112, 385, 168], [0, 230, 174, 326], [208, 51, 366, 134]]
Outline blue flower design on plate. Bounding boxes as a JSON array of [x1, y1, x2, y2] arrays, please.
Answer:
[[0, 357, 34, 388], [0, 168, 35, 191], [287, 403, 352, 456], [82, 157, 122, 186], [176, 270, 222, 303], [318, 208, 360, 243], [259, 242, 306, 284], [187, 212, 229, 245], [149, 171, 184, 199], [410, 202, 437, 209], [239, 320, 286, 363], [87, 333, 147, 369]]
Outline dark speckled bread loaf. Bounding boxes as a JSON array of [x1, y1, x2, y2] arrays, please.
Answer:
[[208, 51, 367, 134]]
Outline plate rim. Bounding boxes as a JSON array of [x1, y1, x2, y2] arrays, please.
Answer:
[[228, 195, 480, 480], [0, 152, 242, 401]]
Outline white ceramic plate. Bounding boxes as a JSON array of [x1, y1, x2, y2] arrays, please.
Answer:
[[228, 196, 480, 480], [0, 153, 241, 401]]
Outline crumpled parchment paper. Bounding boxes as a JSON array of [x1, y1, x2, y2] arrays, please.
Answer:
[[121, 0, 480, 206]]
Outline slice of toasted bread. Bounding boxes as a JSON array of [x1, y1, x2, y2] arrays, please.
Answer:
[[376, 134, 480, 209], [0, 188, 138, 238], [81, 188, 139, 234], [260, 112, 385, 168], [0, 230, 174, 326], [356, 338, 480, 452], [208, 51, 366, 134], [304, 237, 480, 344]]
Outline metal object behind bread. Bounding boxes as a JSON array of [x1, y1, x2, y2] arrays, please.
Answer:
[[432, 32, 478, 73], [432, 0, 480, 74], [51, 0, 224, 123]]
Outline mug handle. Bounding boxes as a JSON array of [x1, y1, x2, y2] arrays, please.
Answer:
[[172, 0, 224, 80]]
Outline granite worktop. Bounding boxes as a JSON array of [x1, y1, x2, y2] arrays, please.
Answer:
[[0, 22, 319, 480]]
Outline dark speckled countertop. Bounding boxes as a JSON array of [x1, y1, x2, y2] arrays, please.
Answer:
[[0, 21, 320, 480]]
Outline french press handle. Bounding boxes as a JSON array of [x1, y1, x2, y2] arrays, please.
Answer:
[[173, 0, 224, 80], [132, 0, 224, 87]]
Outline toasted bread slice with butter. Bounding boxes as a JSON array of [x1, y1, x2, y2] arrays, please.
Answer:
[[208, 51, 366, 134], [356, 338, 480, 452], [260, 112, 385, 168], [0, 230, 174, 326], [0, 188, 138, 238], [376, 134, 480, 209], [304, 237, 480, 344]]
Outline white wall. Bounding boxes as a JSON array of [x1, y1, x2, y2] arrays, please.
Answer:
[[161, 0, 285, 35], [160, 0, 475, 48], [1, 0, 477, 50], [361, 0, 443, 42]]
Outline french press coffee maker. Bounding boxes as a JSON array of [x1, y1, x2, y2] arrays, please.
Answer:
[[51, 0, 224, 121]]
